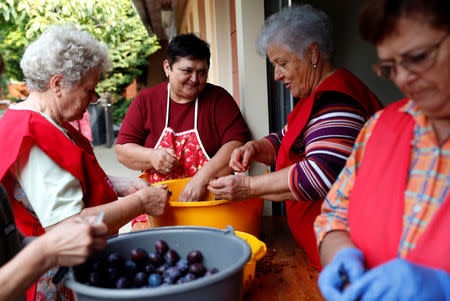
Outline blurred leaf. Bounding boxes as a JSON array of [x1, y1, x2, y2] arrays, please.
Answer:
[[0, 0, 160, 98]]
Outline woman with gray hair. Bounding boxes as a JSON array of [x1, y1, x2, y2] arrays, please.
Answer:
[[208, 5, 382, 269], [0, 25, 169, 300]]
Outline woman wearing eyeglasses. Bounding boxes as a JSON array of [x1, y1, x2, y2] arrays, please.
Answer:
[[315, 0, 450, 300]]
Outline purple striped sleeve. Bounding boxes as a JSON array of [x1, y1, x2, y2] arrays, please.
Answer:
[[289, 94, 367, 201], [264, 125, 286, 155]]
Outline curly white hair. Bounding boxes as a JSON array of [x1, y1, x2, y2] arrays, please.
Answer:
[[20, 24, 111, 91], [256, 5, 334, 60]]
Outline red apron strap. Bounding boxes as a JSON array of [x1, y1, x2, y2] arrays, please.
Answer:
[[275, 95, 315, 171]]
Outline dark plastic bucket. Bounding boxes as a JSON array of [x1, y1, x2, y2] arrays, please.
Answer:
[[64, 226, 251, 301]]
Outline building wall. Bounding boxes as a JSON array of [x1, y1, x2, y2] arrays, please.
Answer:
[[212, 0, 234, 98], [143, 40, 168, 90], [294, 0, 404, 105], [177, 0, 218, 87]]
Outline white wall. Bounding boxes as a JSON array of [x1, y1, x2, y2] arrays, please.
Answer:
[[234, 0, 272, 215], [212, 0, 234, 95], [234, 0, 269, 165]]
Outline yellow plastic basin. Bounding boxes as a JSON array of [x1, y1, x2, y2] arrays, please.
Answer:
[[148, 177, 264, 237], [235, 231, 267, 294]]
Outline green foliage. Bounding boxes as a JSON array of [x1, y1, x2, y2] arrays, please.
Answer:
[[0, 0, 159, 97], [111, 96, 132, 123]]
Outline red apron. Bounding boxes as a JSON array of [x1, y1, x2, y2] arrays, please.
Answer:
[[0, 109, 118, 300], [348, 99, 450, 272], [275, 69, 383, 269], [133, 84, 210, 226]]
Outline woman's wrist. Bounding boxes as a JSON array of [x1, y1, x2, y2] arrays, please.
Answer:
[[259, 138, 277, 165], [29, 235, 55, 271], [146, 148, 158, 169], [245, 175, 256, 199]]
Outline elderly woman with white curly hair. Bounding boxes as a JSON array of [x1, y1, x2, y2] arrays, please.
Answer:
[[0, 25, 169, 300], [208, 5, 383, 269]]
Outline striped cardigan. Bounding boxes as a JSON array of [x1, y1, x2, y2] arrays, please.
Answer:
[[265, 91, 370, 202]]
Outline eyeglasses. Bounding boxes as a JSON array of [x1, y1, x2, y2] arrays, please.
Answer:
[[373, 31, 449, 80]]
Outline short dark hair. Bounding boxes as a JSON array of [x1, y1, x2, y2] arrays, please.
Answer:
[[359, 0, 450, 45], [167, 33, 211, 68]]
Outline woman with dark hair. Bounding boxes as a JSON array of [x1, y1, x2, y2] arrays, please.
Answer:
[[116, 33, 250, 230], [315, 0, 450, 300], [208, 5, 382, 269]]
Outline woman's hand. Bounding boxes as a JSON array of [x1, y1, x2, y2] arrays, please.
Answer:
[[43, 216, 108, 267], [342, 259, 450, 301], [109, 176, 151, 197], [229, 139, 276, 172], [208, 175, 250, 201], [136, 185, 170, 216], [178, 176, 209, 202], [318, 247, 366, 301], [151, 148, 179, 175]]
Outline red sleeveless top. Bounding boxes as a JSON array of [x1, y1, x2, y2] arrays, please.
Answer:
[[276, 69, 383, 269], [0, 109, 117, 236], [349, 99, 450, 272], [0, 109, 118, 300]]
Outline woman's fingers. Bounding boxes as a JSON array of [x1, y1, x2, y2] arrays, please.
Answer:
[[208, 175, 248, 201], [157, 148, 179, 174], [229, 148, 247, 172]]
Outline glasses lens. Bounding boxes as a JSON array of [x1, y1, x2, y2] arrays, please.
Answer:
[[403, 51, 435, 74], [374, 63, 394, 80]]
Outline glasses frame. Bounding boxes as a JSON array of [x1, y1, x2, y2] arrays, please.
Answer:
[[373, 31, 449, 80]]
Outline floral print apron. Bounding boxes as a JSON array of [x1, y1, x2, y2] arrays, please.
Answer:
[[132, 84, 210, 227]]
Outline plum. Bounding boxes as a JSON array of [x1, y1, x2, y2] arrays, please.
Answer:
[[189, 262, 206, 277], [164, 249, 180, 266], [156, 263, 170, 275], [130, 248, 149, 264], [144, 262, 156, 274], [175, 259, 189, 276], [205, 267, 219, 276], [155, 240, 168, 255], [116, 276, 130, 289], [163, 266, 181, 282], [183, 273, 196, 282], [148, 273, 163, 287], [124, 260, 137, 278], [107, 267, 120, 287], [148, 252, 164, 267], [91, 259, 107, 272], [89, 271, 102, 287], [186, 250, 203, 264], [134, 272, 148, 288], [108, 252, 125, 269]]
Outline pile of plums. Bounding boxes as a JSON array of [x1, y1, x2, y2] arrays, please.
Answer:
[[73, 239, 219, 289]]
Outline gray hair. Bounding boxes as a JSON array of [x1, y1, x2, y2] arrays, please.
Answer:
[[256, 5, 334, 60], [20, 24, 111, 92]]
